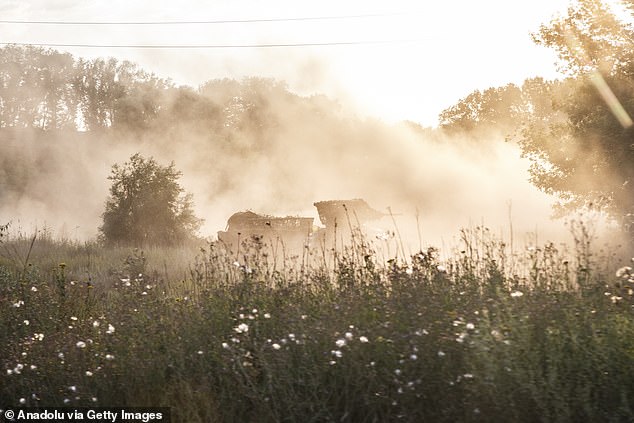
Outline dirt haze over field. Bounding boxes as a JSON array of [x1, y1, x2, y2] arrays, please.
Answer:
[[0, 110, 571, 252]]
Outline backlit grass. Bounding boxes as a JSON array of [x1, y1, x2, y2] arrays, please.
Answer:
[[1, 225, 633, 422]]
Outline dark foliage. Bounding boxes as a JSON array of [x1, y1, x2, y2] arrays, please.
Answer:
[[100, 154, 202, 246]]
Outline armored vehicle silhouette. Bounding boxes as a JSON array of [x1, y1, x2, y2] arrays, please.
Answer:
[[314, 199, 384, 229], [217, 211, 314, 251], [312, 199, 385, 245], [217, 199, 384, 252]]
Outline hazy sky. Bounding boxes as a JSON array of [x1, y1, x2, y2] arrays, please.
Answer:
[[0, 0, 575, 125]]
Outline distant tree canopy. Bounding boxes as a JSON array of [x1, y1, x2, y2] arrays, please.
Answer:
[[100, 154, 202, 246], [0, 45, 310, 137], [0, 46, 169, 131], [438, 83, 527, 135]]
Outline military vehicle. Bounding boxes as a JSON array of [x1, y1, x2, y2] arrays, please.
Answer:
[[312, 199, 386, 246], [313, 199, 384, 230], [217, 211, 314, 251], [217, 199, 385, 252]]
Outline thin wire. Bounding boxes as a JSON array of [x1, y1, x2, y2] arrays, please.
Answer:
[[0, 40, 416, 49], [0, 13, 406, 26]]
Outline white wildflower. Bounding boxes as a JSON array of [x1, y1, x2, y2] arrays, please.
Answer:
[[76, 341, 86, 349], [616, 266, 632, 278], [335, 338, 346, 348], [234, 323, 249, 334], [510, 290, 524, 298], [359, 336, 369, 343]]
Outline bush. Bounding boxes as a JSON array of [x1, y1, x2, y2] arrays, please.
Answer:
[[99, 153, 202, 246]]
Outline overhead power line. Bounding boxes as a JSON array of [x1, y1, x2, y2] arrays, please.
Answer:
[[0, 13, 406, 26], [0, 40, 416, 49]]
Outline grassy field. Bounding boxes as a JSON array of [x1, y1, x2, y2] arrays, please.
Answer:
[[1, 224, 633, 422]]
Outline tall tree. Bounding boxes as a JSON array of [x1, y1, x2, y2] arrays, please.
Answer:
[[0, 46, 78, 129], [75, 57, 124, 130], [518, 0, 634, 229]]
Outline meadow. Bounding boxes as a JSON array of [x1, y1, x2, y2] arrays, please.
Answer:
[[1, 223, 633, 422]]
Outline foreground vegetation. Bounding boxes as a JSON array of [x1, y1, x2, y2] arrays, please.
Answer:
[[1, 225, 633, 423]]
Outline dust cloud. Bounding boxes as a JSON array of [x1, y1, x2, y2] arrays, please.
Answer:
[[0, 83, 573, 253], [181, 119, 567, 251]]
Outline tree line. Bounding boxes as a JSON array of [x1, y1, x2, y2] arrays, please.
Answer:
[[0, 45, 300, 137]]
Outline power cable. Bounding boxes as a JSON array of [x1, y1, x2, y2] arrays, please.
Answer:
[[0, 13, 407, 26], [0, 40, 417, 49]]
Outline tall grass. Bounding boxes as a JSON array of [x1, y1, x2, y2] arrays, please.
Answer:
[[0, 224, 633, 422]]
